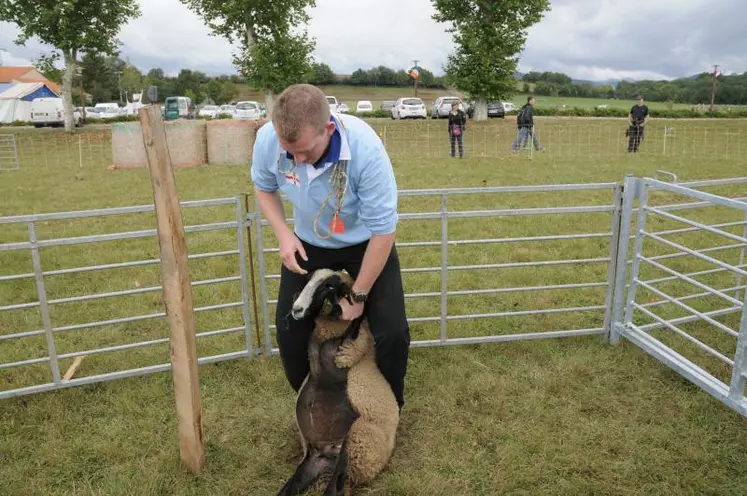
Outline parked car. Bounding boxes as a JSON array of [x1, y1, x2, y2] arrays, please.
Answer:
[[502, 102, 516, 113], [380, 100, 396, 113], [218, 104, 236, 117], [338, 102, 349, 113], [233, 101, 262, 121], [392, 97, 427, 119], [466, 101, 506, 119], [431, 96, 465, 119], [326, 96, 338, 113], [356, 100, 373, 113], [30, 98, 82, 127], [164, 96, 193, 120], [198, 105, 220, 119]]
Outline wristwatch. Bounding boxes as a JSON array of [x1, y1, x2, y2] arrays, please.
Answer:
[[350, 290, 368, 303]]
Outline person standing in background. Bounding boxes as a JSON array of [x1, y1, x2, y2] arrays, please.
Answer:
[[447, 101, 467, 158], [627, 95, 649, 153]]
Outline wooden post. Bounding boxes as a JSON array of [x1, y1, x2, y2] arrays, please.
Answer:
[[139, 105, 205, 474]]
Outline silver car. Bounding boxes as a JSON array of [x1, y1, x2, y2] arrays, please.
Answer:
[[431, 96, 465, 119]]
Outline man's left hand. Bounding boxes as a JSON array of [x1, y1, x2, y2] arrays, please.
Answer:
[[339, 298, 364, 321]]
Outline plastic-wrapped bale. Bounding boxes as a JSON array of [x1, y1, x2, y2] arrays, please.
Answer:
[[111, 121, 147, 168], [164, 119, 207, 168], [110, 119, 208, 169], [206, 119, 257, 166]]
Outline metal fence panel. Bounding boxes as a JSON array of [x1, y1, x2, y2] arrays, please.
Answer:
[[610, 177, 747, 418]]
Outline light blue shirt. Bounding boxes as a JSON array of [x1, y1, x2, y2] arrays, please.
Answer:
[[250, 113, 399, 248]]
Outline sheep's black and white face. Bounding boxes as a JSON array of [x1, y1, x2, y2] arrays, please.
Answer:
[[291, 269, 353, 320]]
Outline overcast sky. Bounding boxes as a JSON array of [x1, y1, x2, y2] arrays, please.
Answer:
[[0, 0, 743, 81]]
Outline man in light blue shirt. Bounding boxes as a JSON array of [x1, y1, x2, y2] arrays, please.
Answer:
[[250, 84, 410, 409]]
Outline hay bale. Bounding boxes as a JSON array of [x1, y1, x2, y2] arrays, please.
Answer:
[[110, 119, 208, 169], [206, 119, 256, 166]]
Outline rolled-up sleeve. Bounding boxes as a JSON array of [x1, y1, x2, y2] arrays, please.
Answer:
[[250, 124, 279, 193], [356, 141, 398, 235]]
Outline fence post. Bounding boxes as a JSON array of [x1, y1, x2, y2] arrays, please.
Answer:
[[736, 211, 747, 303], [609, 175, 639, 345], [28, 221, 61, 383], [253, 197, 272, 358], [139, 105, 204, 475], [728, 287, 747, 403], [243, 194, 263, 355], [440, 194, 449, 344], [602, 183, 624, 339], [235, 197, 254, 358], [662, 126, 667, 156], [623, 180, 651, 326]]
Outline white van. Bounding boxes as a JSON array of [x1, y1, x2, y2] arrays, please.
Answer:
[[326, 96, 338, 113], [30, 98, 82, 127]]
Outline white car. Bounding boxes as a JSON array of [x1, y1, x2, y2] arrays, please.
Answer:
[[392, 97, 427, 119], [338, 103, 349, 113], [356, 100, 373, 113], [218, 104, 236, 117], [233, 101, 262, 121], [198, 105, 220, 119], [326, 96, 338, 113], [502, 102, 516, 113]]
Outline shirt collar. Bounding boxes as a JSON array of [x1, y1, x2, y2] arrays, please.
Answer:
[[285, 115, 343, 169]]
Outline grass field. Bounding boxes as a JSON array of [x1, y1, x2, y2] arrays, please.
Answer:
[[2, 119, 747, 495], [234, 84, 694, 112]]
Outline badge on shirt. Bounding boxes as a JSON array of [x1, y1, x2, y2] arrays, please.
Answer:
[[284, 172, 300, 186]]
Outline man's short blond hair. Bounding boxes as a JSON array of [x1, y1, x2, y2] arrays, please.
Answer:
[[272, 84, 330, 142]]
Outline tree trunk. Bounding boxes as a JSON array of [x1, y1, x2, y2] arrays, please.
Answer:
[[62, 50, 77, 132], [264, 90, 275, 119], [473, 99, 488, 121]]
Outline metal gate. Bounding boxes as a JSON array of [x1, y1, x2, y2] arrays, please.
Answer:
[[609, 176, 747, 417]]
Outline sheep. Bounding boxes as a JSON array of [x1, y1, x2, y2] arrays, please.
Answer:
[[276, 268, 400, 496]]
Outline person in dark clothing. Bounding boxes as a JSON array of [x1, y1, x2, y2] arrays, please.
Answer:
[[447, 101, 467, 158], [512, 95, 543, 152], [627, 95, 649, 153]]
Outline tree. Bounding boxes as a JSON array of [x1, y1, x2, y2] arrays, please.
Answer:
[[309, 63, 335, 85], [32, 51, 63, 84], [432, 0, 551, 120], [179, 0, 316, 116], [0, 0, 141, 131]]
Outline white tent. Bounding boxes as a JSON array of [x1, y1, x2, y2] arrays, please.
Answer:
[[0, 82, 60, 124]]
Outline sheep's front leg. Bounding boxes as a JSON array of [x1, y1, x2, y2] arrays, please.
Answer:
[[335, 328, 373, 369]]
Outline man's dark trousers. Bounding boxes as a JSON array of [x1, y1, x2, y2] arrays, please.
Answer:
[[274, 237, 411, 409]]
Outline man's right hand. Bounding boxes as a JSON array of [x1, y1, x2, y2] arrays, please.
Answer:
[[279, 231, 308, 274]]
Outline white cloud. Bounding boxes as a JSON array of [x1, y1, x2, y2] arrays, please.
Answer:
[[1, 0, 745, 81]]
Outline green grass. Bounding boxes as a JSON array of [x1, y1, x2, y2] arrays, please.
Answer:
[[2, 119, 747, 495]]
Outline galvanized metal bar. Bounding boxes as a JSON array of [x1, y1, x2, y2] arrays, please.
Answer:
[[652, 219, 747, 238], [642, 178, 747, 212], [646, 206, 747, 245], [47, 276, 241, 305], [0, 272, 35, 282], [0, 356, 50, 370], [640, 257, 743, 307], [729, 279, 747, 402], [642, 284, 746, 309], [0, 241, 32, 252], [235, 197, 255, 357], [409, 328, 606, 347], [28, 222, 61, 383], [648, 243, 746, 263], [42, 250, 238, 277], [610, 176, 639, 344], [440, 194, 448, 343], [654, 196, 747, 213], [194, 302, 243, 313], [632, 303, 734, 366], [55, 326, 246, 359], [396, 182, 619, 196], [635, 279, 738, 337], [0, 197, 237, 225], [261, 232, 613, 253], [643, 232, 747, 278], [265, 281, 611, 305], [645, 263, 747, 286], [254, 201, 272, 357], [0, 301, 40, 311], [736, 212, 747, 302], [264, 257, 611, 280], [0, 329, 46, 341], [603, 183, 624, 337], [445, 305, 606, 321], [640, 306, 742, 333], [617, 321, 747, 417], [624, 181, 651, 326], [679, 176, 747, 188], [35, 221, 235, 249], [0, 350, 251, 400]]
